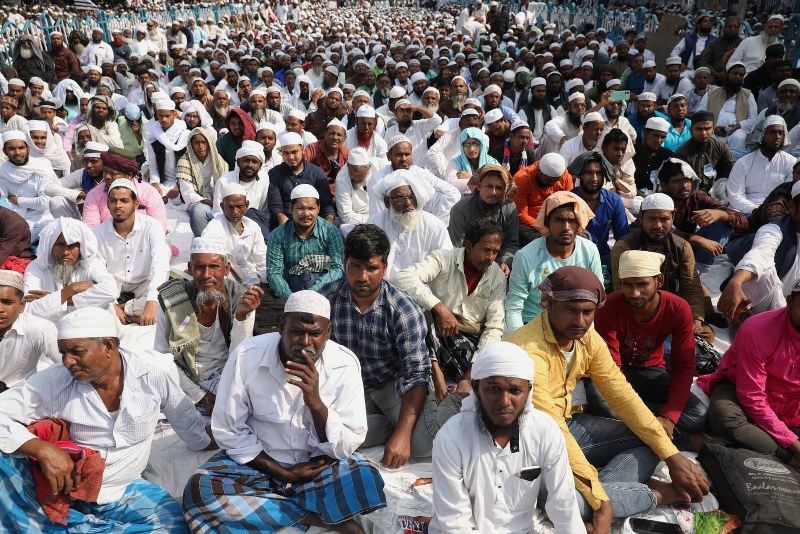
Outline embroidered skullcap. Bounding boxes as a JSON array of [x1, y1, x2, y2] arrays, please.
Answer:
[[108, 178, 137, 197], [220, 180, 247, 199], [8, 78, 25, 87], [568, 92, 585, 103], [539, 152, 567, 176], [640, 192, 674, 211], [618, 250, 665, 279], [347, 147, 371, 166], [170, 86, 186, 95], [581, 112, 604, 125], [471, 342, 534, 382], [190, 236, 228, 256], [530, 76, 546, 87], [389, 86, 406, 99], [0, 270, 23, 292], [692, 67, 710, 77], [394, 98, 412, 109], [57, 307, 119, 340], [0, 95, 18, 108], [284, 290, 330, 319], [484, 108, 503, 124], [539, 266, 606, 307], [265, 85, 282, 94], [667, 93, 687, 106], [638, 92, 657, 102], [235, 140, 266, 162], [356, 105, 376, 118], [327, 87, 343, 97], [352, 90, 370, 100], [278, 131, 303, 148], [290, 183, 320, 200], [645, 117, 670, 133], [288, 108, 307, 121], [154, 99, 176, 111], [387, 134, 411, 150], [727, 61, 746, 71], [250, 87, 267, 98]]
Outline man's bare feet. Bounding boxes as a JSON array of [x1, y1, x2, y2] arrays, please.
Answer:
[[648, 479, 688, 506]]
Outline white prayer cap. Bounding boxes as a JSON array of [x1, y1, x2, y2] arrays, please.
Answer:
[[460, 108, 480, 118], [108, 178, 137, 196], [290, 183, 320, 200], [559, 59, 572, 67], [220, 181, 247, 199], [645, 117, 670, 133], [154, 99, 177, 111], [502, 70, 515, 82], [2, 131, 26, 144], [250, 87, 267, 97], [324, 65, 339, 76], [464, 97, 481, 107], [0, 270, 23, 292], [779, 79, 800, 90], [256, 121, 284, 135], [483, 84, 502, 96], [638, 92, 657, 102], [348, 147, 370, 166], [57, 307, 119, 340], [352, 90, 370, 100], [26, 120, 49, 132], [763, 114, 788, 131], [265, 85, 282, 94], [665, 56, 682, 66], [484, 108, 503, 124], [581, 112, 604, 125], [235, 140, 266, 162], [387, 134, 411, 150], [278, 131, 304, 148], [530, 76, 546, 87], [640, 192, 674, 211], [170, 86, 186, 95], [50, 30, 63, 38], [667, 93, 687, 106], [29, 77, 46, 88], [190, 236, 228, 256], [389, 86, 406, 99], [607, 79, 622, 87], [84, 141, 109, 158], [643, 60, 656, 69], [565, 79, 583, 91], [568, 92, 585, 103], [7, 78, 25, 87], [327, 118, 346, 130], [410, 72, 427, 84], [327, 87, 343, 97], [86, 65, 102, 74], [791, 179, 800, 199], [768, 14, 785, 22], [539, 153, 567, 177], [617, 250, 665, 279], [471, 341, 534, 382], [284, 290, 330, 320], [356, 105, 376, 118], [288, 108, 307, 121], [581, 61, 594, 69], [423, 87, 439, 96]]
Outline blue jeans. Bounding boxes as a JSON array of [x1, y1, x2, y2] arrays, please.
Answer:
[[567, 413, 659, 519], [692, 220, 731, 266], [189, 202, 214, 237]]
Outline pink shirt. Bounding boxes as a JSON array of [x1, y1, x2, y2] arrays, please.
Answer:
[[82, 180, 168, 233], [699, 307, 800, 448]]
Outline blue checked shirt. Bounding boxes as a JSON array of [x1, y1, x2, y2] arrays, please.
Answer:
[[319, 278, 430, 396]]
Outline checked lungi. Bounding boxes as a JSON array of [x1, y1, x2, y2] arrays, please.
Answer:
[[183, 451, 386, 533], [0, 455, 188, 533]]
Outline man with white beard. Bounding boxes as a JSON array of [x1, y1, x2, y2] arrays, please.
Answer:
[[307, 52, 326, 90], [368, 169, 453, 281], [440, 76, 471, 118], [247, 87, 285, 129], [155, 236, 263, 415], [22, 217, 118, 322], [344, 105, 388, 158], [146, 19, 168, 55]]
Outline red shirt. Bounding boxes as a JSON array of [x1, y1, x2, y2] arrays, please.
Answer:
[[463, 257, 483, 295], [594, 290, 696, 424]]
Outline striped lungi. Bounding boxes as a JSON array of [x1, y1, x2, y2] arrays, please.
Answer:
[[182, 451, 386, 533]]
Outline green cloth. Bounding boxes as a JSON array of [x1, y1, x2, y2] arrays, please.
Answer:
[[216, 132, 243, 171], [116, 115, 147, 157]]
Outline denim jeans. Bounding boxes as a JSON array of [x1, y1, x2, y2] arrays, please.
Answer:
[[567, 413, 659, 519], [692, 220, 731, 266], [189, 202, 214, 237]]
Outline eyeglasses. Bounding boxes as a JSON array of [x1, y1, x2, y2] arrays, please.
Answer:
[[388, 193, 416, 203]]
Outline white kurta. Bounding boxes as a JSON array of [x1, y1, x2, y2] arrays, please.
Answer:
[[369, 163, 460, 225], [559, 135, 596, 166], [335, 169, 370, 225], [429, 408, 584, 534], [726, 149, 794, 215], [728, 34, 781, 74], [385, 115, 443, 166], [0, 313, 60, 388], [211, 333, 367, 466], [212, 170, 271, 214], [202, 214, 267, 286], [345, 126, 388, 160], [736, 223, 800, 313]]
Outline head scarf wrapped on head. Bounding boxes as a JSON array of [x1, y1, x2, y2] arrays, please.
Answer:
[[745, 114, 790, 152], [533, 190, 595, 234], [226, 107, 257, 141], [25, 121, 71, 176], [180, 100, 216, 140], [538, 265, 606, 308], [375, 168, 435, 208], [454, 127, 497, 173], [568, 151, 614, 186], [179, 127, 229, 200], [461, 341, 536, 412], [34, 217, 102, 269]]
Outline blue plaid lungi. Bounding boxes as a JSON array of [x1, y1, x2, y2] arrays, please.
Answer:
[[0, 454, 188, 533], [182, 451, 386, 533]]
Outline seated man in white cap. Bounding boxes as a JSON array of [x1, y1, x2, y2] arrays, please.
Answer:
[[22, 217, 118, 322], [0, 306, 215, 532], [384, 99, 442, 166], [267, 184, 343, 299], [632, 117, 673, 192], [202, 181, 267, 287], [319, 225, 467, 468], [268, 131, 335, 229], [518, 77, 558, 147], [212, 140, 273, 242], [246, 87, 285, 129], [83, 95, 123, 150], [335, 147, 372, 234], [285, 108, 319, 146], [143, 98, 188, 195], [611, 193, 712, 341], [506, 266, 710, 532], [368, 169, 452, 281], [0, 269, 60, 392], [593, 250, 707, 447], [627, 92, 669, 141], [345, 104, 388, 159], [81, 26, 115, 66], [698, 62, 757, 145], [559, 111, 605, 165], [183, 290, 386, 534], [371, 135, 460, 225], [94, 179, 170, 327], [51, 141, 107, 220], [303, 118, 349, 191], [305, 88, 347, 140], [430, 342, 584, 534], [6, 78, 41, 120], [254, 121, 283, 174], [537, 92, 586, 156], [155, 236, 263, 415]]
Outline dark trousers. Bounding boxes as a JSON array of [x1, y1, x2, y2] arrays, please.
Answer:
[[708, 380, 800, 463]]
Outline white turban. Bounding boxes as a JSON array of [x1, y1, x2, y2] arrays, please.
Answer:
[[483, 84, 502, 96], [288, 108, 307, 121], [471, 342, 535, 382], [57, 307, 119, 340], [377, 169, 434, 208], [36, 217, 101, 269], [284, 290, 330, 319], [235, 140, 266, 162], [387, 134, 411, 151], [154, 99, 176, 111]]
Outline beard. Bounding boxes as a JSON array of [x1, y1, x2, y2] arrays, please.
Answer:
[[53, 263, 77, 287], [321, 78, 334, 90], [149, 29, 159, 38], [390, 208, 420, 231], [196, 289, 227, 308], [312, 65, 323, 75], [357, 130, 373, 144], [567, 112, 582, 127], [424, 104, 439, 114], [451, 93, 466, 109], [778, 101, 794, 112], [398, 118, 413, 129], [530, 95, 547, 109], [251, 108, 267, 122], [122, 37, 133, 45], [724, 80, 743, 93], [413, 87, 425, 98], [215, 105, 231, 117], [51, 42, 63, 52], [475, 397, 529, 437], [20, 48, 33, 60], [380, 87, 390, 98], [66, 94, 78, 106]]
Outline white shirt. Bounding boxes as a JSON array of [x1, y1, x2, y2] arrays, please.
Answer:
[[425, 128, 462, 177], [429, 408, 584, 534], [559, 135, 597, 166], [698, 91, 758, 130], [202, 214, 267, 286], [655, 77, 694, 103], [727, 149, 794, 215], [344, 127, 388, 160], [671, 34, 710, 70], [80, 41, 114, 66], [738, 223, 800, 298], [728, 34, 781, 74], [211, 333, 367, 466], [0, 169, 56, 226], [23, 261, 118, 323], [212, 170, 271, 214], [385, 115, 443, 166], [0, 349, 210, 503], [540, 115, 581, 156], [93, 213, 170, 303], [0, 313, 60, 388], [369, 163, 460, 225], [143, 120, 188, 185], [368, 208, 453, 281], [643, 73, 667, 95], [335, 168, 370, 225]]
